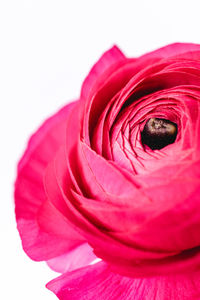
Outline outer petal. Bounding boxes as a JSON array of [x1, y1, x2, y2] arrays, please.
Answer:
[[138, 42, 200, 61], [47, 243, 96, 273], [47, 261, 200, 300], [80, 45, 126, 102], [15, 102, 90, 262]]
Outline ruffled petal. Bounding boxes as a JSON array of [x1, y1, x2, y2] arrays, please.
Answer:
[[15, 102, 88, 261], [47, 261, 200, 300], [47, 243, 96, 273], [139, 42, 200, 61], [80, 45, 126, 102]]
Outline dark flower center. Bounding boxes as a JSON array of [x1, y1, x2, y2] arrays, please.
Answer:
[[141, 118, 178, 150]]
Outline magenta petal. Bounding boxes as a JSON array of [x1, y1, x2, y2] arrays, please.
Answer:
[[16, 218, 77, 261], [15, 102, 82, 260], [139, 42, 200, 61], [47, 243, 97, 273], [79, 141, 138, 199], [81, 45, 126, 102], [47, 261, 200, 300]]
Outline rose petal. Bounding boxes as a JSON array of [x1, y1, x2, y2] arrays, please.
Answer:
[[80, 45, 126, 103], [47, 243, 96, 273], [47, 261, 200, 300], [139, 42, 200, 61], [15, 102, 89, 262], [15, 103, 76, 260], [78, 141, 139, 201]]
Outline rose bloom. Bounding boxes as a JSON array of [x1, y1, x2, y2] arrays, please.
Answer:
[[15, 43, 200, 299]]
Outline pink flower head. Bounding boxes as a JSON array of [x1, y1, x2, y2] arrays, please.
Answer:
[[15, 43, 200, 299]]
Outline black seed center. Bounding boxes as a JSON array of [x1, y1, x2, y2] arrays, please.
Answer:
[[141, 118, 178, 150]]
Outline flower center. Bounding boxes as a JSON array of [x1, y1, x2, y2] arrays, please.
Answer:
[[141, 118, 178, 150]]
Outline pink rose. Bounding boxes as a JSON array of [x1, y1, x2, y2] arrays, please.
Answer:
[[15, 43, 200, 299]]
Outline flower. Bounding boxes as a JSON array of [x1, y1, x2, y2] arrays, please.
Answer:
[[15, 43, 200, 299]]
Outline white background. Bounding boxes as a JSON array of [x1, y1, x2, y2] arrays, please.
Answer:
[[1, 0, 200, 299]]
